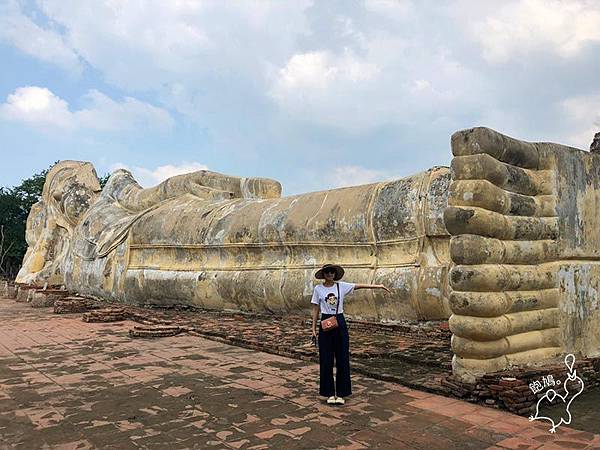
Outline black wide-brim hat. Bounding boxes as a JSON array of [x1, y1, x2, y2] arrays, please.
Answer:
[[315, 264, 345, 281]]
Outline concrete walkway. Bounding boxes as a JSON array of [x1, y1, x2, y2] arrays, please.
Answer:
[[0, 300, 598, 449]]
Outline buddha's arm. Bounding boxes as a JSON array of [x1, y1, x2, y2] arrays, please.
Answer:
[[109, 170, 281, 212], [108, 171, 234, 212], [190, 171, 281, 199], [132, 172, 234, 210]]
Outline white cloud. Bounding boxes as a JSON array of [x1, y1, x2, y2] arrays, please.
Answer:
[[0, 86, 73, 128], [273, 50, 380, 92], [269, 43, 475, 132], [561, 94, 600, 150], [412, 79, 431, 92], [110, 162, 210, 188], [2, 0, 599, 195], [35, 0, 309, 89], [0, 0, 81, 72], [470, 0, 600, 64], [75, 90, 174, 132], [0, 86, 174, 132], [364, 0, 413, 17], [269, 49, 384, 132], [330, 165, 395, 188], [4, 1, 476, 135]]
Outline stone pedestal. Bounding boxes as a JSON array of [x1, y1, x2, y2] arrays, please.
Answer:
[[15, 285, 36, 303], [28, 289, 69, 308]]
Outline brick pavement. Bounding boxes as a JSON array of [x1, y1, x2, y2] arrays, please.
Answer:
[[61, 301, 453, 394], [1, 300, 599, 449]]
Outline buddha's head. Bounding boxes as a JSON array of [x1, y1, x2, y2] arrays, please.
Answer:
[[16, 161, 101, 285], [45, 161, 101, 228]]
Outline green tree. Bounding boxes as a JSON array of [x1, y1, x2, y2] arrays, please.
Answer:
[[0, 165, 52, 278], [98, 173, 111, 189]]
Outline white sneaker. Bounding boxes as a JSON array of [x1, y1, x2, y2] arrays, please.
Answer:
[[327, 396, 336, 404], [335, 397, 345, 405]]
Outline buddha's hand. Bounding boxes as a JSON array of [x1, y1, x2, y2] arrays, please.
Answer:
[[184, 172, 235, 200]]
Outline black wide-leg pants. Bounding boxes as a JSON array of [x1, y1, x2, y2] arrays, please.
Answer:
[[318, 313, 351, 398]]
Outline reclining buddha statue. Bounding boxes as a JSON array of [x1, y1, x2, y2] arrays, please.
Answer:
[[16, 158, 452, 321], [18, 126, 600, 381]]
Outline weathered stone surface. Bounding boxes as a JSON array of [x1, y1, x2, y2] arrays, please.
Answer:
[[0, 280, 16, 298], [446, 126, 600, 381], [129, 325, 183, 338], [5, 283, 17, 299], [53, 296, 99, 314], [17, 162, 453, 321], [442, 356, 600, 416], [28, 289, 68, 308], [15, 285, 35, 302], [16, 161, 101, 286], [17, 126, 600, 381], [82, 307, 127, 322]]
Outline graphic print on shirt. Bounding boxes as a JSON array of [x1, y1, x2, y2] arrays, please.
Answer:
[[311, 281, 355, 315], [326, 292, 338, 307]]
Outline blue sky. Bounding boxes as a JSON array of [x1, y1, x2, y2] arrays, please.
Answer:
[[1, 0, 599, 195]]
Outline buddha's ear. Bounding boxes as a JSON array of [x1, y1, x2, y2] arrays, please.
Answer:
[[53, 191, 63, 202]]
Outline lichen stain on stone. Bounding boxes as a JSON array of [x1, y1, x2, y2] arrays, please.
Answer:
[[425, 287, 441, 298], [18, 160, 453, 321], [25, 128, 600, 381]]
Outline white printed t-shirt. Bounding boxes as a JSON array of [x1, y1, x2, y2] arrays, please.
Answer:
[[311, 281, 356, 315]]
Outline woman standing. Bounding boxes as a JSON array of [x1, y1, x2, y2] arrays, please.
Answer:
[[311, 264, 391, 405]]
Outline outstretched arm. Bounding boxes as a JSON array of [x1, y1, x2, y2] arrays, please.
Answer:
[[112, 171, 235, 212], [354, 283, 392, 294], [109, 169, 282, 212]]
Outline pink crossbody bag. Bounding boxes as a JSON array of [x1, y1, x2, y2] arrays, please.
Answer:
[[320, 283, 340, 332]]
